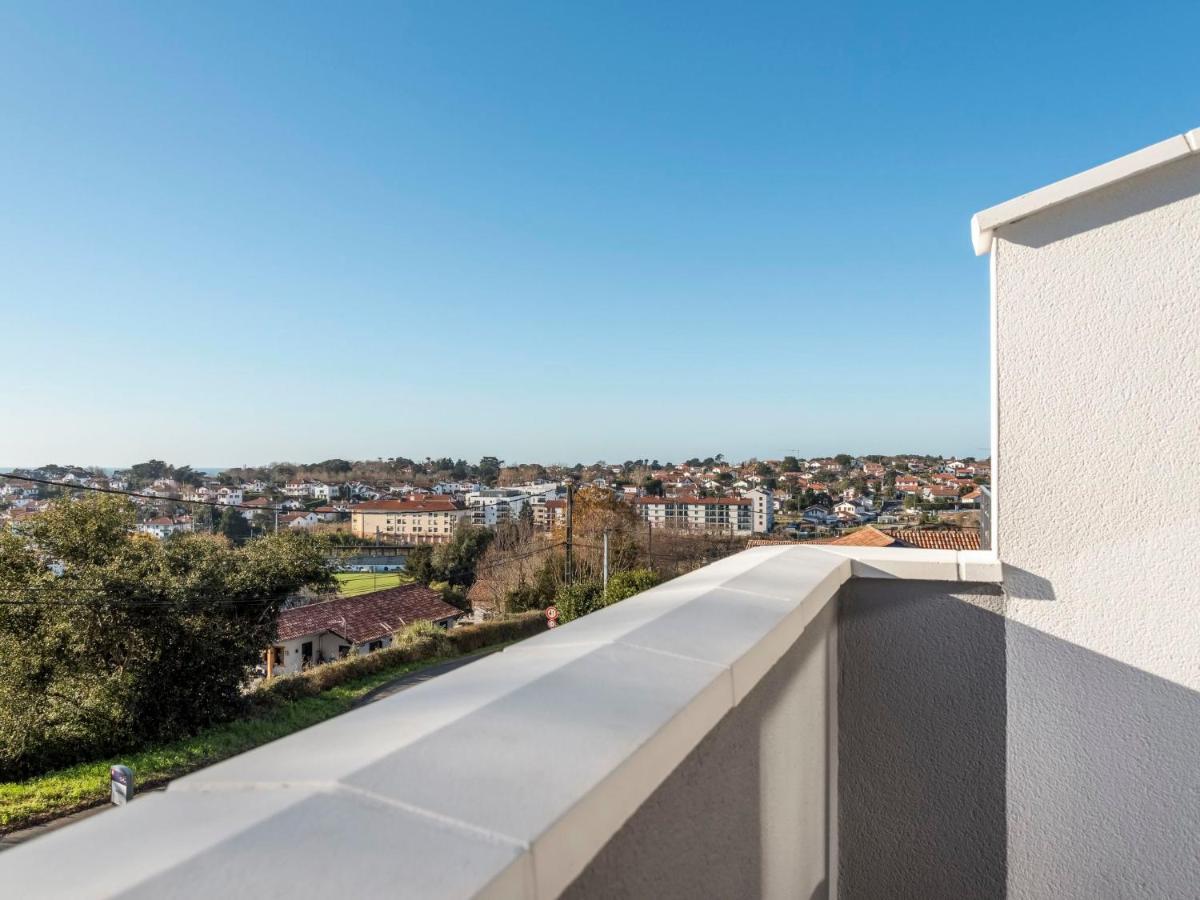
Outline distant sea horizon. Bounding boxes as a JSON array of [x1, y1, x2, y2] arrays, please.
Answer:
[[1, 466, 230, 476]]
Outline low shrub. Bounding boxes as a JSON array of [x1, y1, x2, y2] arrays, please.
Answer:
[[604, 568, 661, 603], [250, 611, 545, 710], [554, 579, 605, 624]]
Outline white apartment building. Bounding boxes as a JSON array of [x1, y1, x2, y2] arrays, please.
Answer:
[[634, 496, 756, 535], [745, 487, 774, 534], [464, 487, 556, 528]]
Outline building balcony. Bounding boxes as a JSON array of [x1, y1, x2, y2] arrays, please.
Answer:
[[0, 544, 1005, 898]]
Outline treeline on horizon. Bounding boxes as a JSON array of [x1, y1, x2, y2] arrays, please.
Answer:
[[10, 451, 985, 491]]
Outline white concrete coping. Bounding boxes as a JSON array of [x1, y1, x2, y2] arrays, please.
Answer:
[[0, 545, 1000, 900], [970, 126, 1200, 255]]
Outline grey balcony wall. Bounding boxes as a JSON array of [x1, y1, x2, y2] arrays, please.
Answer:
[[563, 599, 834, 900], [993, 150, 1200, 898], [836, 579, 1006, 900]]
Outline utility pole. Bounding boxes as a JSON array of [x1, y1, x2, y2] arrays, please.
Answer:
[[274, 506, 279, 534], [647, 520, 652, 564], [602, 529, 609, 594], [564, 483, 574, 584]]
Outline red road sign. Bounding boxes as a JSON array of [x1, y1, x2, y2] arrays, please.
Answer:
[[546, 606, 559, 621]]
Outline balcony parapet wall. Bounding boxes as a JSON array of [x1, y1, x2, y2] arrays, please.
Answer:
[[0, 545, 1000, 899]]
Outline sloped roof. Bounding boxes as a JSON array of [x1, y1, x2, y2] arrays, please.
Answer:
[[276, 584, 462, 644], [881, 529, 980, 551], [748, 526, 981, 552], [971, 126, 1200, 254]]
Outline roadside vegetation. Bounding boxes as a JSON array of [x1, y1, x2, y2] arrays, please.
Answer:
[[0, 612, 544, 833]]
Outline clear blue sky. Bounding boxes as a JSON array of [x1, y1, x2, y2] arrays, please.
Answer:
[[3, 2, 1198, 468]]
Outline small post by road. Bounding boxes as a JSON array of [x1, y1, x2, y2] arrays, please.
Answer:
[[110, 765, 134, 807]]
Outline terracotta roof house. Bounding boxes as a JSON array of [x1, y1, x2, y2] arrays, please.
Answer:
[[268, 585, 464, 677], [749, 525, 981, 551]]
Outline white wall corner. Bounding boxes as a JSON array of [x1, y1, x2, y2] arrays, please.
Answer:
[[971, 213, 993, 256]]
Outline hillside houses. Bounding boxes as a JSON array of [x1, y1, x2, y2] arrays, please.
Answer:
[[135, 516, 193, 539]]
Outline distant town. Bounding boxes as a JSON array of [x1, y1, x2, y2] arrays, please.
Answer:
[[0, 452, 989, 546]]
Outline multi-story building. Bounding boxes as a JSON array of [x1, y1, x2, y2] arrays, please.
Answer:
[[465, 489, 530, 528], [350, 497, 472, 544], [633, 496, 755, 535], [745, 487, 774, 534], [217, 487, 243, 506], [535, 497, 567, 532]]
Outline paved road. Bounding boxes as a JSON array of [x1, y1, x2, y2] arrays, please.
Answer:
[[352, 646, 503, 707], [0, 647, 502, 852]]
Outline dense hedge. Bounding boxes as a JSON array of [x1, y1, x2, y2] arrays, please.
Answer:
[[251, 612, 545, 707]]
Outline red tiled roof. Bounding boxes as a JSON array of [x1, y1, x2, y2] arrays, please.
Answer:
[[828, 526, 897, 547], [276, 584, 463, 643], [353, 498, 465, 513], [881, 529, 981, 551], [925, 485, 960, 496], [747, 527, 981, 552]]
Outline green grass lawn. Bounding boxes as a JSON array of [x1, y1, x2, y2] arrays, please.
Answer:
[[0, 648, 486, 834], [333, 570, 413, 596]]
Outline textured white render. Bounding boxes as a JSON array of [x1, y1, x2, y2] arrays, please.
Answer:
[[990, 147, 1200, 898]]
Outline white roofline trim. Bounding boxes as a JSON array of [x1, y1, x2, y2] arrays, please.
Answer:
[[971, 127, 1200, 255]]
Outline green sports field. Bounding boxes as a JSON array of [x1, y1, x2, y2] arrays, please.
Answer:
[[333, 571, 413, 596]]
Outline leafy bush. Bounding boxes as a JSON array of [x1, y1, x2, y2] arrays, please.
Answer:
[[553, 578, 605, 624], [0, 496, 332, 780], [604, 568, 661, 603], [552, 568, 661, 625], [396, 619, 453, 658]]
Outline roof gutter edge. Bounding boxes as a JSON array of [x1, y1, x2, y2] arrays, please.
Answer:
[[970, 127, 1200, 256]]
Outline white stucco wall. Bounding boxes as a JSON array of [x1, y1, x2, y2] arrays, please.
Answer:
[[994, 152, 1200, 898], [274, 632, 386, 676]]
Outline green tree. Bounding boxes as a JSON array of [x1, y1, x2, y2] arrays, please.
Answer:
[[0, 495, 331, 778], [219, 506, 251, 545], [433, 524, 494, 588], [478, 456, 502, 485], [406, 544, 436, 585]]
